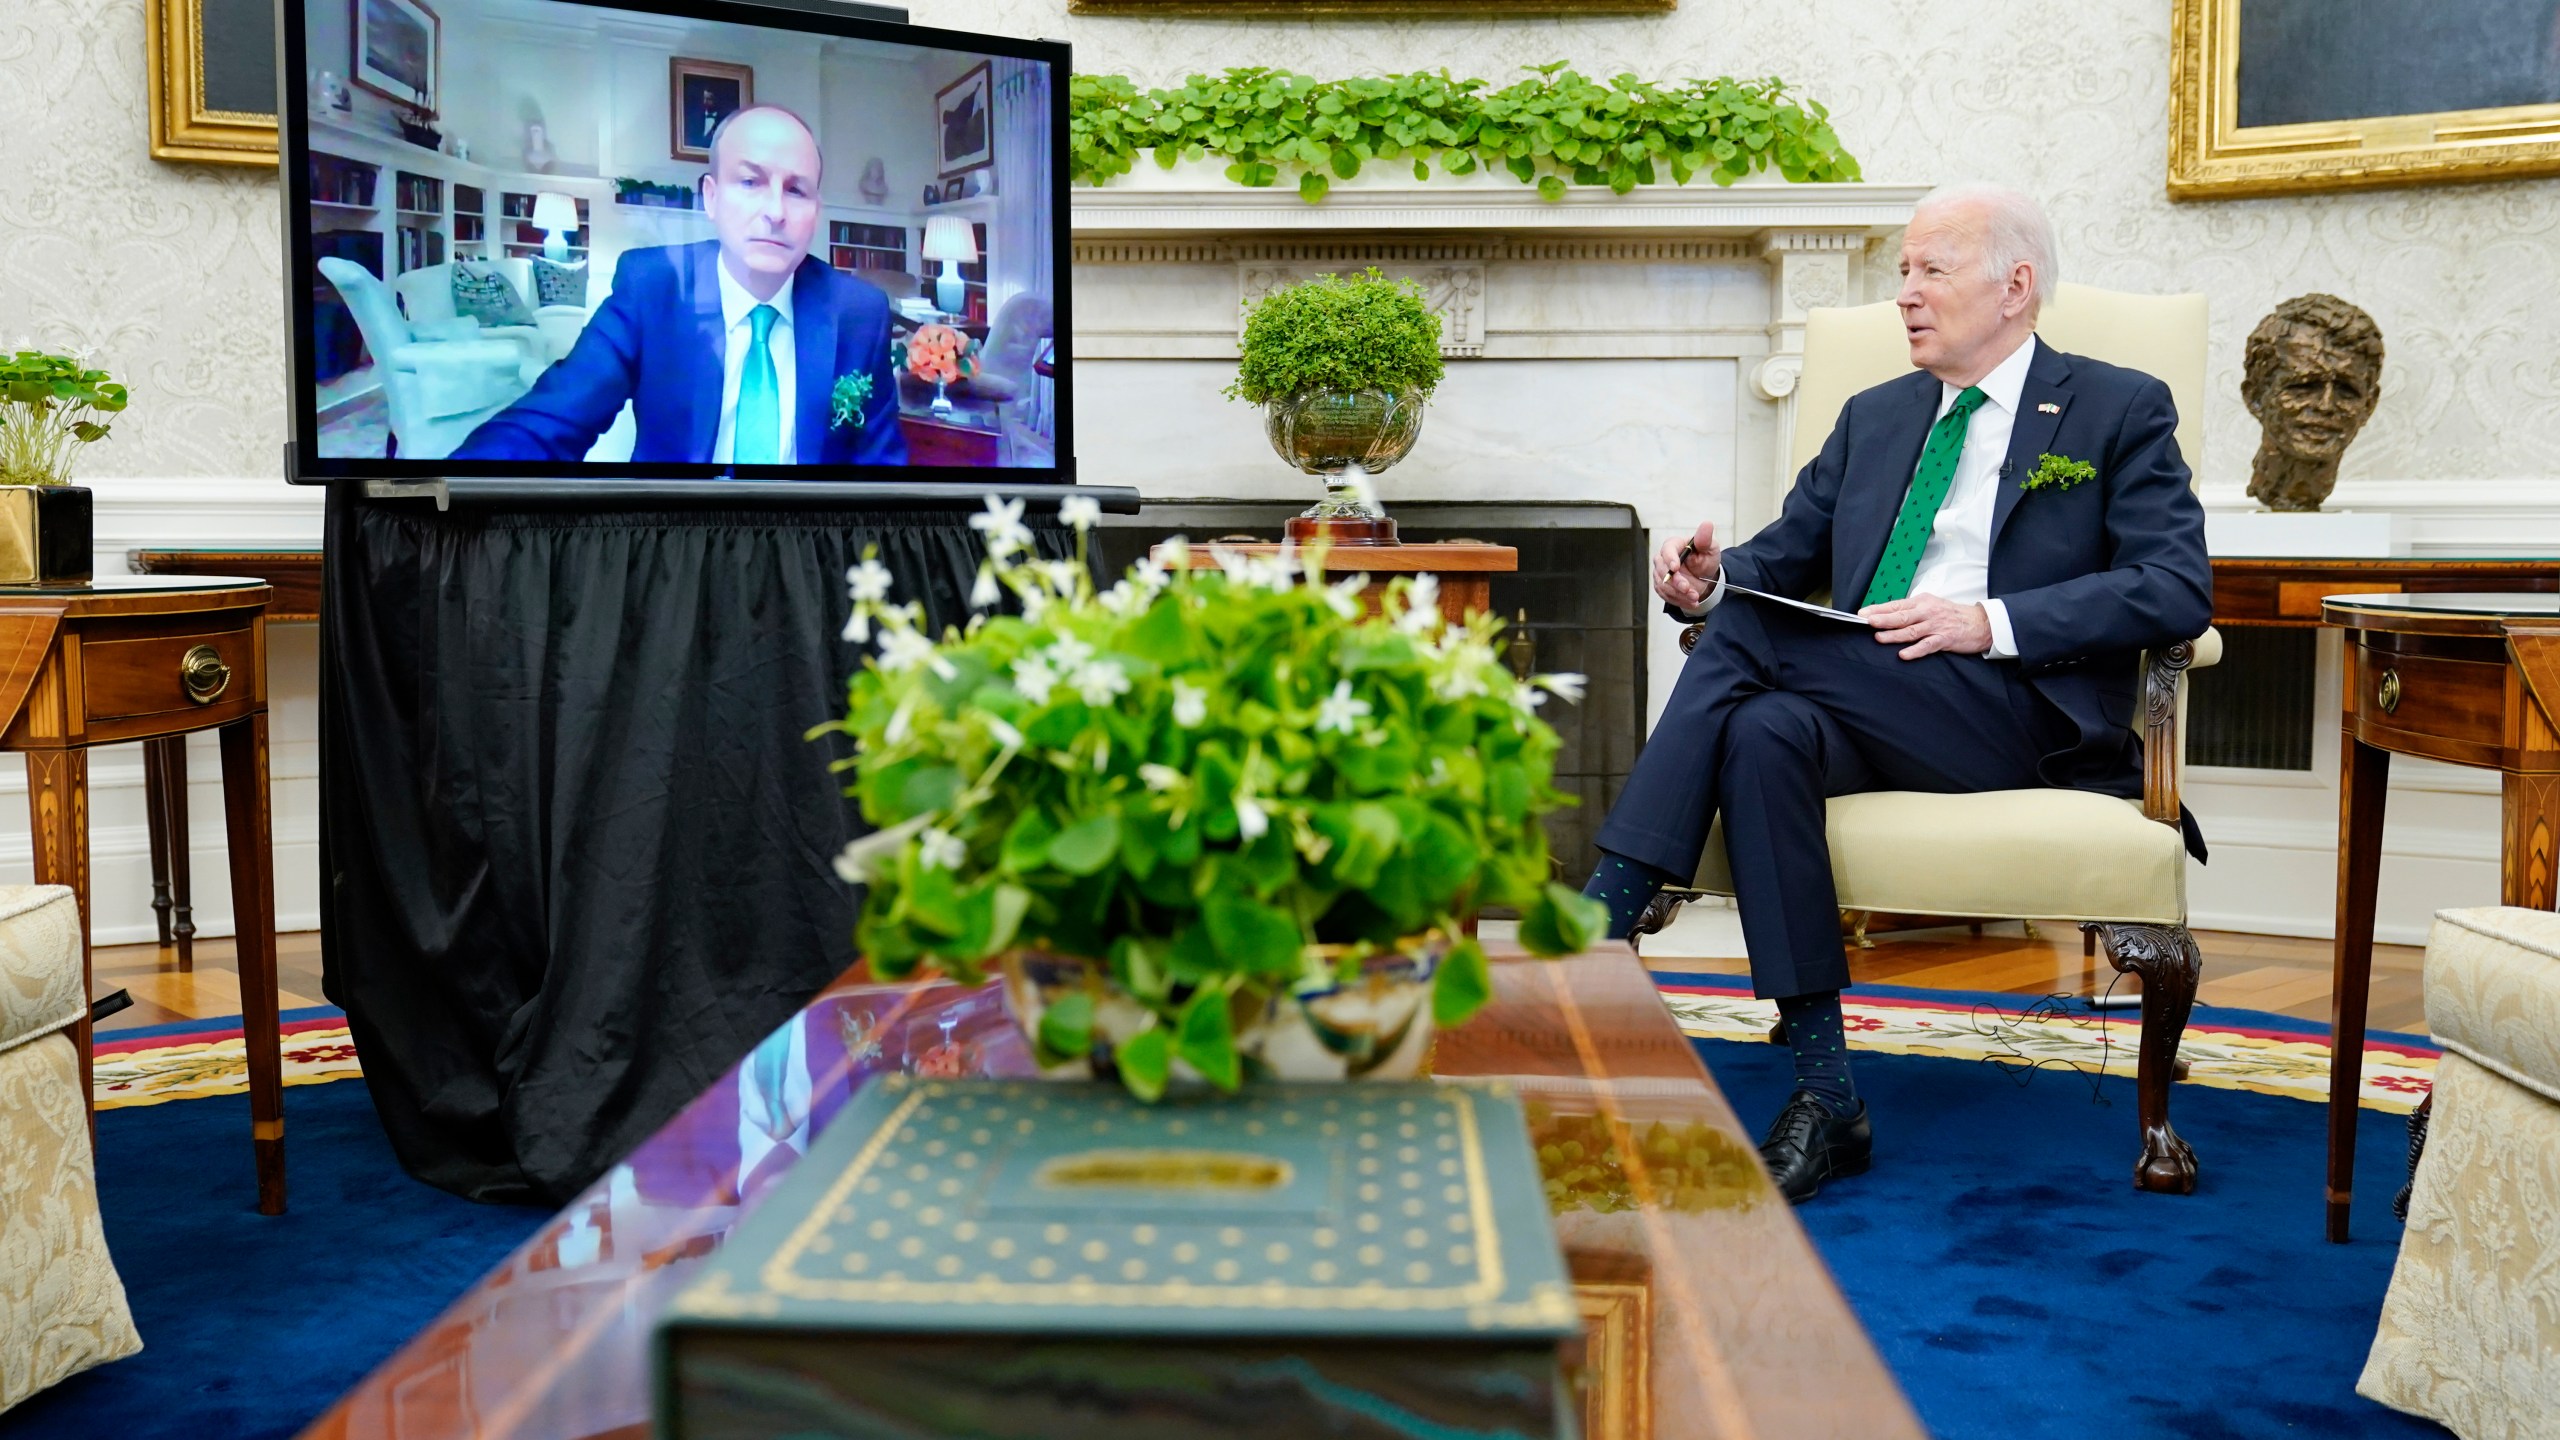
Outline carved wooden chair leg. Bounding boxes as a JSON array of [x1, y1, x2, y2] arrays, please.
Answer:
[[2088, 921, 2202, 1195], [1627, 888, 1696, 945]]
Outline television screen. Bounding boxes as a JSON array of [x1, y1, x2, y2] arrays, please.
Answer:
[[283, 0, 1070, 480]]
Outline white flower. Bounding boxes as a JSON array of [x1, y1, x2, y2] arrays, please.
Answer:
[[1057, 493, 1102, 531], [1046, 634, 1096, 670], [845, 557, 895, 604], [1509, 684, 1548, 713], [1132, 555, 1172, 592], [1396, 574, 1443, 636], [968, 494, 1033, 555], [1433, 666, 1489, 702], [884, 696, 918, 744], [1323, 573, 1368, 618], [1100, 579, 1146, 616], [918, 827, 967, 871], [985, 715, 1024, 751], [1213, 546, 1256, 586], [1535, 672, 1589, 704], [1011, 655, 1059, 704], [833, 816, 928, 883], [878, 627, 956, 679], [1138, 763, 1185, 793], [1315, 679, 1372, 735], [1073, 658, 1132, 706], [1171, 680, 1208, 728], [1235, 796, 1270, 842], [968, 564, 1001, 611], [841, 609, 872, 644], [1259, 541, 1301, 593], [1041, 559, 1086, 596], [1018, 587, 1049, 622]]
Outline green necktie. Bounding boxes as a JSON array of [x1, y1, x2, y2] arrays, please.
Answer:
[[1861, 385, 1988, 607], [734, 303, 781, 465]]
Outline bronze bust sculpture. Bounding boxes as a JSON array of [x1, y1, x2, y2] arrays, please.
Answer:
[[2241, 293, 2384, 512]]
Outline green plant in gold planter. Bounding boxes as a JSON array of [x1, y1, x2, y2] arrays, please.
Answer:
[[1229, 269, 1445, 542], [1070, 64, 1861, 202], [824, 496, 1607, 1099], [0, 351, 124, 583]]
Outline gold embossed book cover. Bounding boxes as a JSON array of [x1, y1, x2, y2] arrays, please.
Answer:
[[654, 1077, 1578, 1438]]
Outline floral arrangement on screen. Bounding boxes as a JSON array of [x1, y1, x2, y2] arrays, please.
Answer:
[[0, 351, 128, 486], [822, 496, 1607, 1096], [895, 324, 979, 387]]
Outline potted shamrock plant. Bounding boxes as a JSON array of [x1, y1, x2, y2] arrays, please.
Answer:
[[1228, 268, 1445, 545], [824, 496, 1606, 1098], [0, 350, 127, 583]]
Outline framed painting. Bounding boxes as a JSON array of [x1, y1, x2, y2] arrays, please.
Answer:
[[671, 58, 755, 164], [935, 62, 993, 177], [2170, 0, 2560, 199], [1068, 0, 1669, 14], [146, 0, 279, 165], [352, 0, 440, 113]]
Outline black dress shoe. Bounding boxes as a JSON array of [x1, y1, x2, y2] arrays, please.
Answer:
[[1758, 1089, 1871, 1204]]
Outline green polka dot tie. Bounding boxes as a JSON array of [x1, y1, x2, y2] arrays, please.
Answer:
[[1861, 385, 1987, 608]]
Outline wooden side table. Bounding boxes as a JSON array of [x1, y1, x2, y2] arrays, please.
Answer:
[[2321, 591, 2560, 1242], [1158, 540, 1520, 623], [0, 577, 284, 1215]]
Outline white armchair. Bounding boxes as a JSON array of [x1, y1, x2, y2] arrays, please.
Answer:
[[319, 259, 531, 461], [1641, 283, 2222, 1195], [394, 259, 591, 371]]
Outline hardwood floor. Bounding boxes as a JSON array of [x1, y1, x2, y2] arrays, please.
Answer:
[[93, 930, 328, 1032], [89, 917, 2431, 1038], [1643, 915, 2431, 1035]]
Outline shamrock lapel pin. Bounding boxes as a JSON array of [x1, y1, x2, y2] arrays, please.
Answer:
[[2021, 452, 2095, 492], [830, 373, 875, 431]]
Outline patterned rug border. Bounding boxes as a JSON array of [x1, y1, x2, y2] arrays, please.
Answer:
[[1652, 977, 2437, 1114]]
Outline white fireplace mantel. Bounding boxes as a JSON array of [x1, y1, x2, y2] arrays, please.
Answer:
[[1071, 177, 1934, 239]]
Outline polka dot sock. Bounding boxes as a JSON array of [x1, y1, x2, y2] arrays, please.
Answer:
[[1580, 852, 1683, 940], [1777, 990, 1859, 1117]]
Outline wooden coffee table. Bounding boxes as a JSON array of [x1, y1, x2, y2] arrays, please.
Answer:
[[300, 948, 1917, 1439]]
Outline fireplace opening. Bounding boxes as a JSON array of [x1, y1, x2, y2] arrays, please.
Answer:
[[1096, 500, 1650, 888]]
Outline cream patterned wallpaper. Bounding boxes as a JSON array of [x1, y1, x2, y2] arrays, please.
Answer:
[[7, 0, 2560, 491]]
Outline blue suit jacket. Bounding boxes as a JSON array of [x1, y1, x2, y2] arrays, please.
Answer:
[[1720, 339, 2212, 842], [451, 240, 910, 468]]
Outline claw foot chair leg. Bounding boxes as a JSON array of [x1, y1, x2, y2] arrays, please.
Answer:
[[2088, 921, 2203, 1195]]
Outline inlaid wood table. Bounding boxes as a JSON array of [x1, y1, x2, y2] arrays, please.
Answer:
[[0, 576, 284, 1215], [1159, 540, 1520, 624], [301, 948, 1920, 1440], [2321, 592, 2560, 1242]]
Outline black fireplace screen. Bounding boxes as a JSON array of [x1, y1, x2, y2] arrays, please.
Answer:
[[1094, 500, 1650, 888]]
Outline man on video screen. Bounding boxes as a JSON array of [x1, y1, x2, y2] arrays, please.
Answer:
[[452, 104, 909, 467]]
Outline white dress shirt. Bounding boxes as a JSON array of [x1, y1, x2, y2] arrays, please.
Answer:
[[712, 258, 797, 466], [1695, 332, 2036, 659]]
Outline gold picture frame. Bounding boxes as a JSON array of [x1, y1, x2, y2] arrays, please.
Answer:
[[671, 58, 755, 164], [146, 0, 279, 166], [2169, 0, 2560, 200]]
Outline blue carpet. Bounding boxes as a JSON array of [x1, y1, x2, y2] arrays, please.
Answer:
[[1692, 1033, 2452, 1439], [2, 1077, 548, 1440]]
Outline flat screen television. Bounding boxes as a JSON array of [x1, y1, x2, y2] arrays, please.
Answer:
[[281, 0, 1071, 483]]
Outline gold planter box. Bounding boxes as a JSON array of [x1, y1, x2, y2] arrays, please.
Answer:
[[0, 486, 94, 585]]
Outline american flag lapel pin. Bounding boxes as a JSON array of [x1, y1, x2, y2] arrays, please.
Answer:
[[2037, 401, 2061, 414]]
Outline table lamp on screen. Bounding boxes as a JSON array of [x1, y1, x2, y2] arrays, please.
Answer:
[[921, 214, 977, 317], [531, 192, 580, 262]]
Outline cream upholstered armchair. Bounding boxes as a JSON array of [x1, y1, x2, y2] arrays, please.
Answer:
[[1641, 283, 2224, 1195], [0, 884, 140, 1412]]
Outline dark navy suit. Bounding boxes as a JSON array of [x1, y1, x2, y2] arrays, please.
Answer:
[[1595, 338, 2211, 998], [451, 240, 909, 467]]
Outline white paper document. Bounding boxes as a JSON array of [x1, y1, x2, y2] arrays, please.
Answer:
[[1721, 581, 1871, 627]]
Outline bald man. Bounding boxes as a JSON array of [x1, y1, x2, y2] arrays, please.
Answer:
[[453, 104, 909, 468]]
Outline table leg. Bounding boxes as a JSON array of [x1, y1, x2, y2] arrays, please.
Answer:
[[144, 739, 172, 948], [26, 751, 91, 1133], [2327, 737, 2390, 1243], [221, 713, 286, 1216], [162, 737, 195, 971], [2502, 772, 2560, 910]]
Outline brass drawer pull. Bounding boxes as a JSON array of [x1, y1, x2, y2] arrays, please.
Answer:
[[181, 644, 232, 704], [2378, 669, 2402, 715]]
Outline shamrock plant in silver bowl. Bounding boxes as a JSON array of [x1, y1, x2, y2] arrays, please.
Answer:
[[823, 495, 1605, 1098]]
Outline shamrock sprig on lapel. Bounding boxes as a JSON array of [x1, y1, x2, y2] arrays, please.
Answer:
[[2021, 452, 2095, 493], [830, 373, 874, 431]]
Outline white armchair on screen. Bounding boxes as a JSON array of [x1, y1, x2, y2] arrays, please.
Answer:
[[1639, 282, 2225, 1195], [318, 259, 531, 461]]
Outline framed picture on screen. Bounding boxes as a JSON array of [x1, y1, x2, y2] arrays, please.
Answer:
[[671, 57, 755, 162], [936, 61, 993, 176], [2170, 0, 2560, 198], [352, 0, 442, 113]]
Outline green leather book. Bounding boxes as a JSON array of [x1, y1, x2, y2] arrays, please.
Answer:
[[655, 1076, 1580, 1439]]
